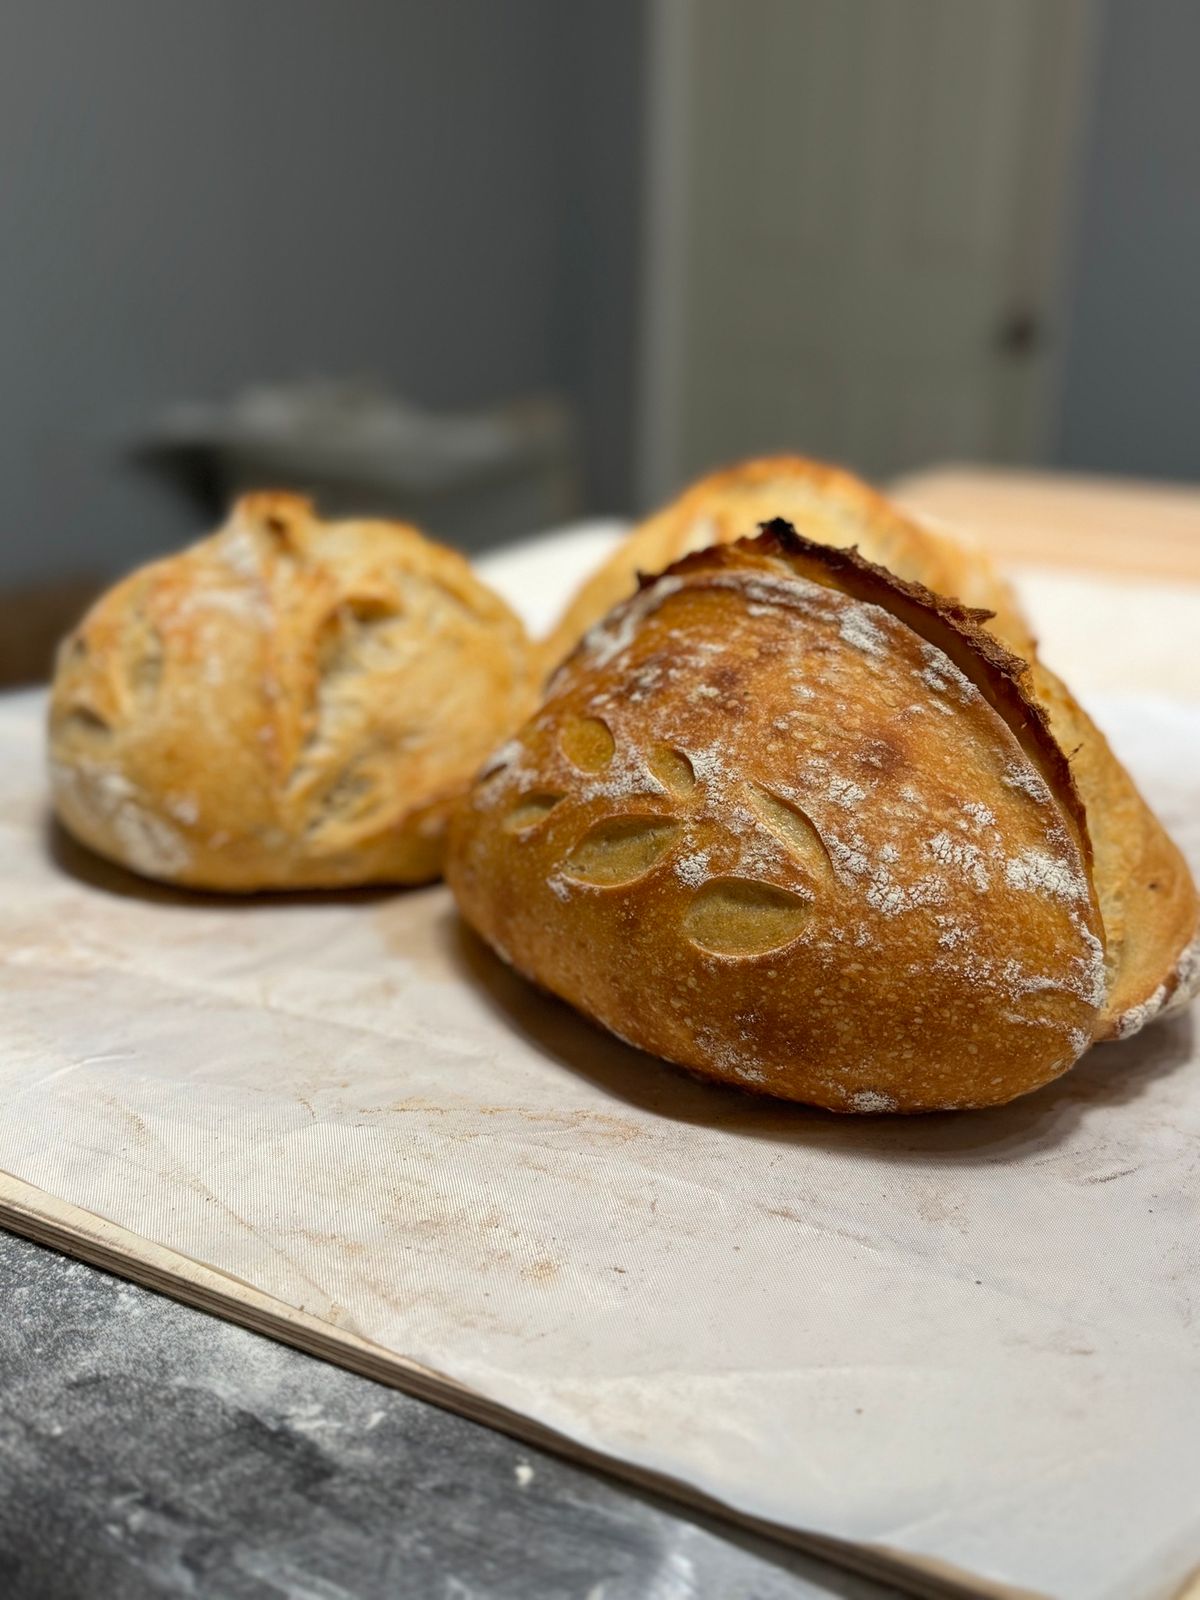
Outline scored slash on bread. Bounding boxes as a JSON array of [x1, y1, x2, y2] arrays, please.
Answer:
[[667, 520, 1200, 1040], [452, 489, 1199, 1110]]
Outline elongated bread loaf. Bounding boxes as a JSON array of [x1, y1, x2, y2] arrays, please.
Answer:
[[49, 493, 538, 890]]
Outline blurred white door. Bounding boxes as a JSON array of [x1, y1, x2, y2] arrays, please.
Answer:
[[638, 0, 1095, 502]]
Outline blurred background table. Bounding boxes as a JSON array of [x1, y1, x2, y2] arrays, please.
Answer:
[[892, 467, 1200, 701], [893, 466, 1200, 582]]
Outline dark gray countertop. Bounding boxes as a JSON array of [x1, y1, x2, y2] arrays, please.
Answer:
[[0, 1230, 904, 1600]]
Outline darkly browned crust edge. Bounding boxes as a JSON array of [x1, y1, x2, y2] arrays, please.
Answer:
[[634, 518, 1097, 904]]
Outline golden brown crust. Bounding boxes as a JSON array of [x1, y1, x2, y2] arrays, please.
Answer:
[[449, 531, 1107, 1111], [547, 457, 1198, 1042], [48, 493, 539, 890], [1024, 659, 1199, 1035], [652, 519, 1094, 876], [542, 455, 1037, 671]]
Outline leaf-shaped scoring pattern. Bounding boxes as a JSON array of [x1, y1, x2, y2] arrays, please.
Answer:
[[682, 877, 810, 956], [536, 719, 838, 956], [745, 785, 835, 882], [559, 714, 615, 773], [504, 793, 564, 834], [561, 816, 681, 886], [646, 745, 697, 797]]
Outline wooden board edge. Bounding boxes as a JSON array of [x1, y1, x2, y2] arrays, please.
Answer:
[[0, 1169, 1041, 1600]]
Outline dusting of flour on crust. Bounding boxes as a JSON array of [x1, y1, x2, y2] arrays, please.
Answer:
[[927, 832, 990, 893], [826, 776, 866, 810], [580, 577, 685, 669], [1005, 848, 1088, 903], [675, 850, 711, 887], [915, 641, 976, 705], [1115, 985, 1169, 1041], [51, 759, 190, 880], [838, 606, 888, 658], [1115, 924, 1200, 1038], [479, 738, 524, 779], [849, 1090, 898, 1112], [1002, 763, 1052, 804]]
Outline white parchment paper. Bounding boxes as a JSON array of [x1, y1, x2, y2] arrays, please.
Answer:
[[1, 534, 1199, 1600]]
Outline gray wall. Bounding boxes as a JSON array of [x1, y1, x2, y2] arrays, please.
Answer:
[[0, 1, 645, 587], [1054, 0, 1200, 482], [551, 3, 646, 526]]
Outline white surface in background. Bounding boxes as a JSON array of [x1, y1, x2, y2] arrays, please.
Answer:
[[1012, 565, 1200, 702], [480, 518, 1200, 706], [2, 528, 1199, 1600], [477, 518, 626, 639]]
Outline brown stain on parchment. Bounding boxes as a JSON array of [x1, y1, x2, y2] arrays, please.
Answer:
[[380, 1184, 565, 1289], [99, 1095, 152, 1150], [285, 1227, 367, 1258], [521, 1258, 561, 1284], [373, 1095, 645, 1148]]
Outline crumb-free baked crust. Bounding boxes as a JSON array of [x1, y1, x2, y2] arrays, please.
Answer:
[[546, 458, 1199, 1042], [49, 493, 538, 890], [449, 527, 1110, 1111]]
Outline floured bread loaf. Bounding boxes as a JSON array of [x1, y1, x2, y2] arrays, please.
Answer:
[[449, 524, 1117, 1111], [547, 456, 1199, 1044], [543, 455, 1037, 668], [49, 492, 538, 890]]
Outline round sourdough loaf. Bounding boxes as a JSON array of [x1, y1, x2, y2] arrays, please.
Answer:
[[49, 492, 537, 890], [449, 524, 1110, 1111], [544, 456, 1199, 1044]]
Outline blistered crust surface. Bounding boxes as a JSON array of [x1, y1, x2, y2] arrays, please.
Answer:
[[49, 493, 538, 890], [451, 544, 1106, 1111]]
